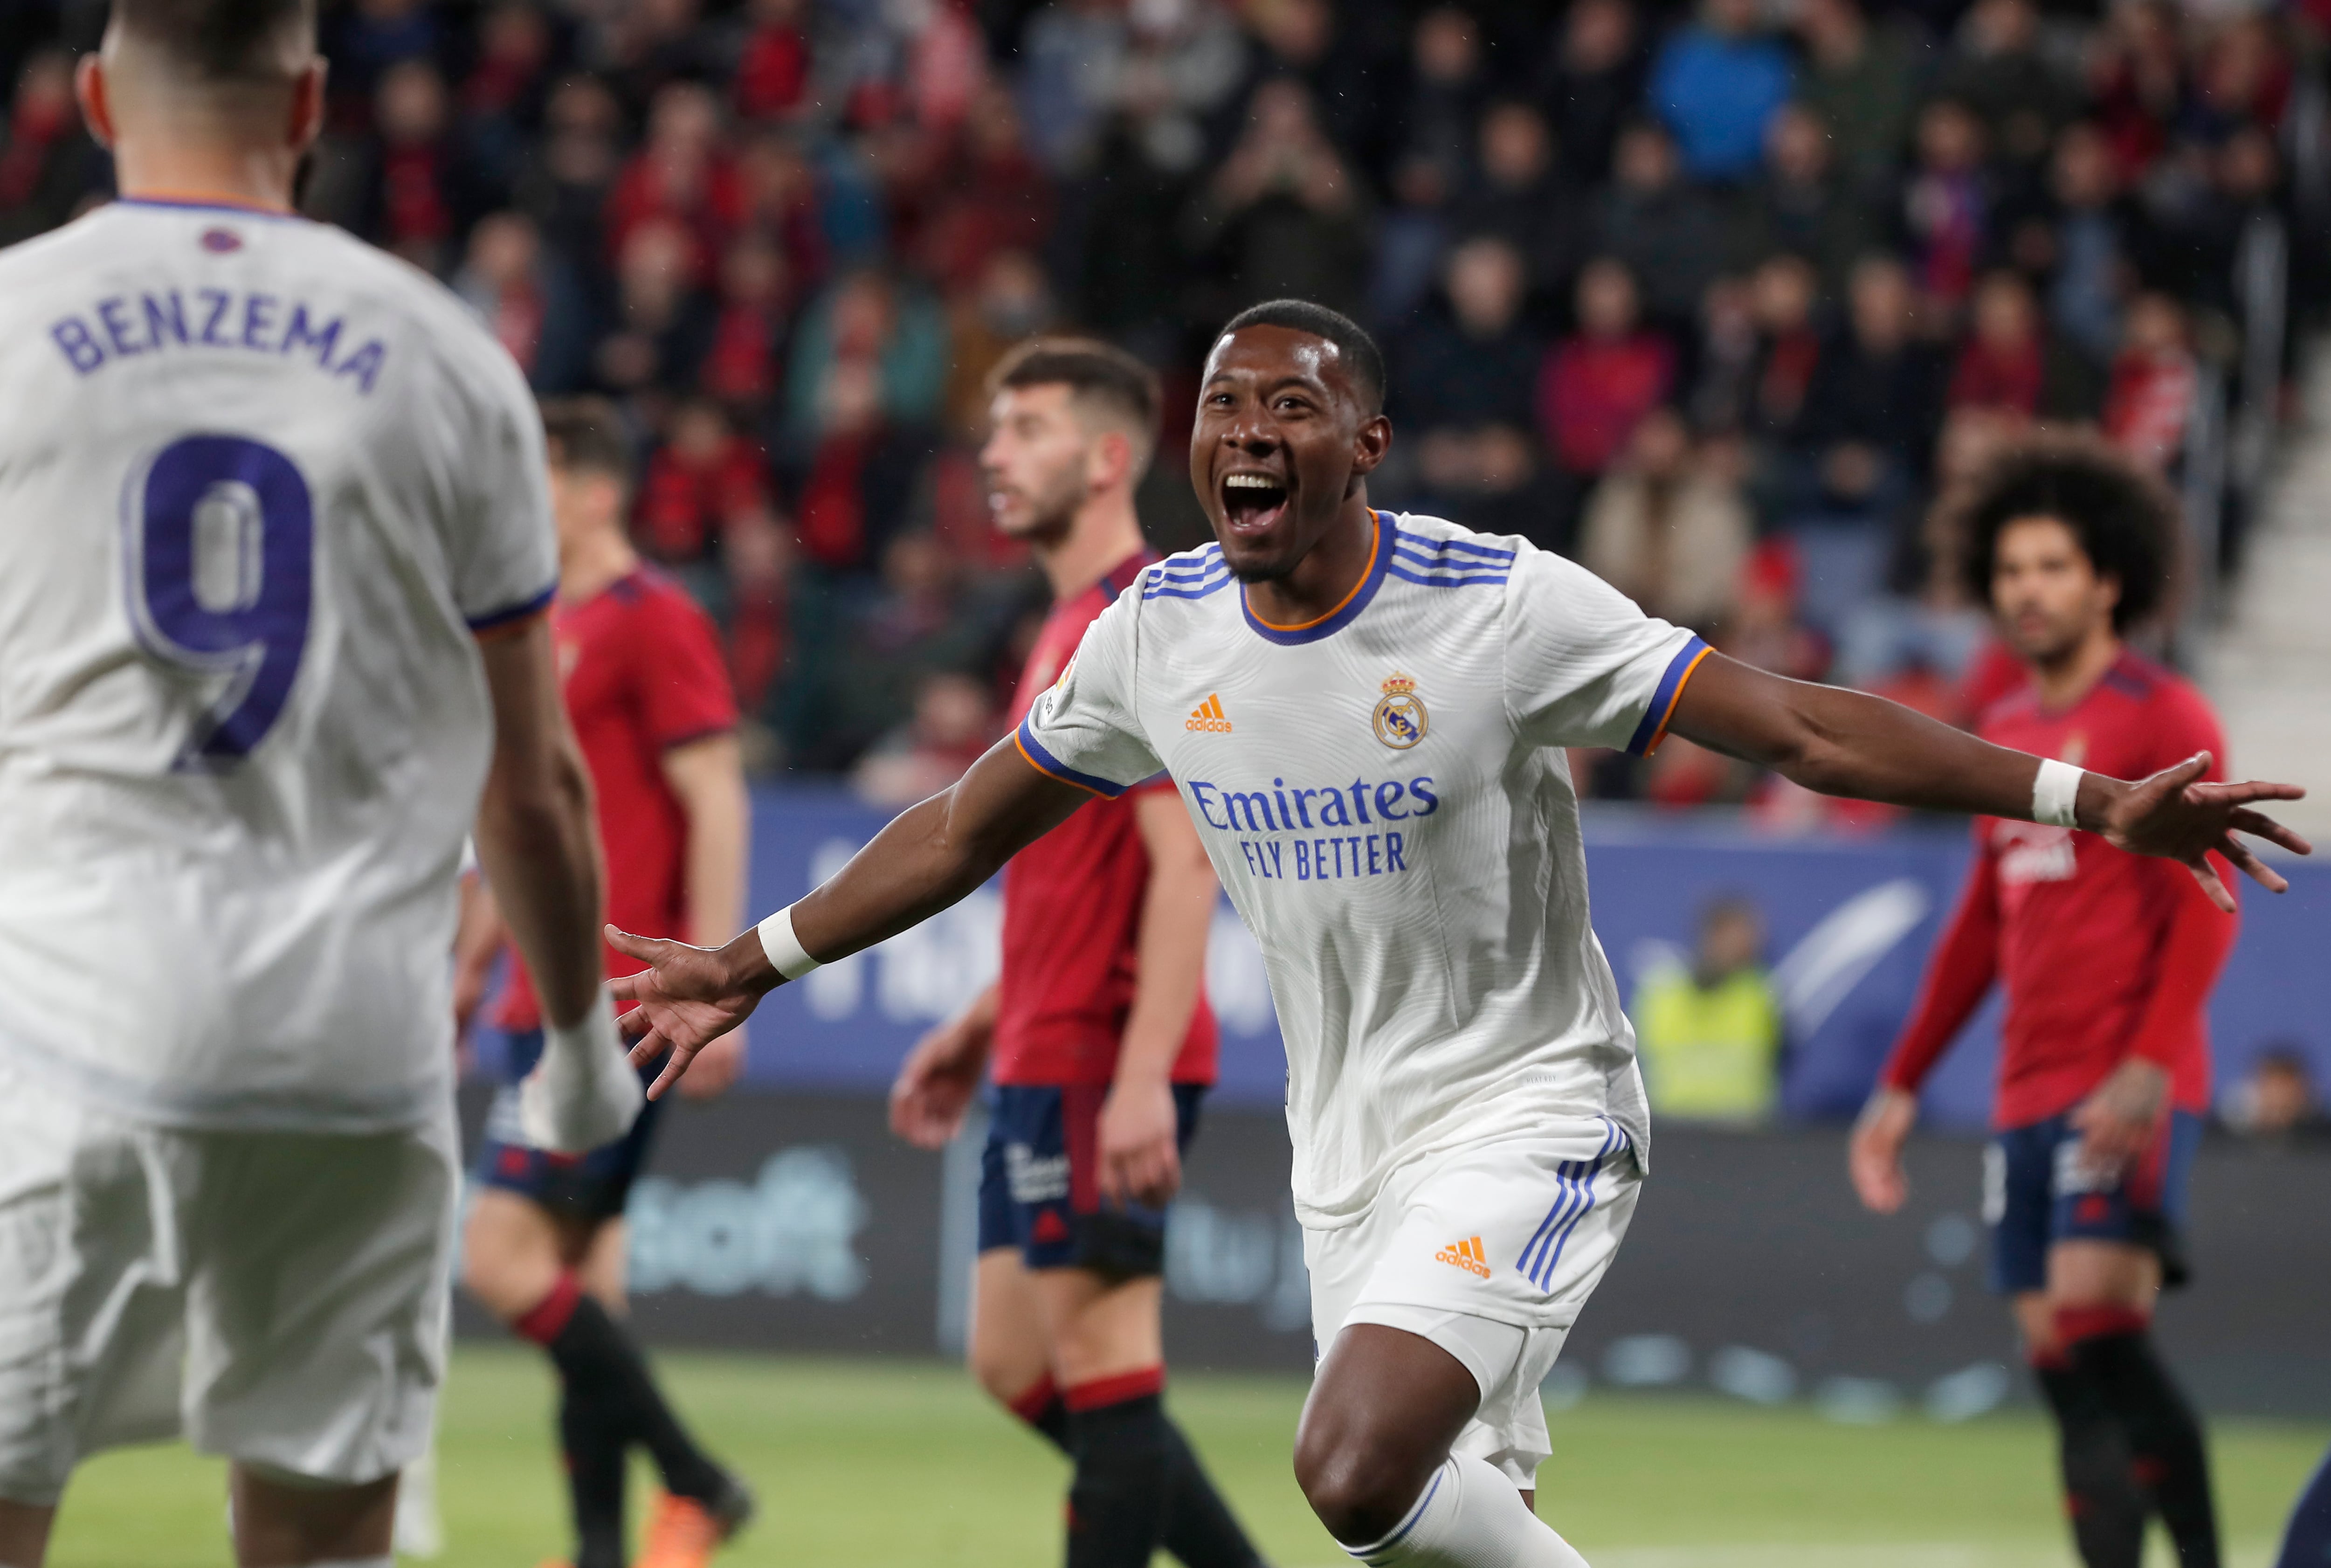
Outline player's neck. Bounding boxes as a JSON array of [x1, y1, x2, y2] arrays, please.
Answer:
[[112, 138, 299, 215], [559, 531, 639, 605], [1033, 492, 1146, 603], [2028, 626, 2122, 711], [1241, 497, 1377, 627]]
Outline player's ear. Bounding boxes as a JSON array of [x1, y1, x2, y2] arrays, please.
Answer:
[[1090, 428, 1135, 492], [289, 59, 328, 154], [1349, 412, 1392, 478], [75, 53, 114, 150]]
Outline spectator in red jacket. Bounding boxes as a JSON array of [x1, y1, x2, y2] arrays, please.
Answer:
[[1950, 269, 2103, 421], [636, 398, 783, 618], [605, 81, 746, 283], [2103, 292, 2197, 474], [735, 0, 812, 123], [1538, 256, 1676, 480], [700, 234, 794, 417]]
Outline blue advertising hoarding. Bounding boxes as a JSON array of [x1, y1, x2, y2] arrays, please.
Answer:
[[730, 787, 2331, 1131]]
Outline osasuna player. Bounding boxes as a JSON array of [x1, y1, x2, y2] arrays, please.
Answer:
[[1851, 440, 2236, 1568], [887, 341, 1268, 1568], [458, 401, 755, 1568], [0, 4, 641, 1566], [606, 302, 2304, 1568]]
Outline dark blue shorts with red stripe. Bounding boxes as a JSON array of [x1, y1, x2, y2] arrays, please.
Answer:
[[1986, 1107, 2201, 1295], [472, 1028, 667, 1223], [977, 1082, 1207, 1277]]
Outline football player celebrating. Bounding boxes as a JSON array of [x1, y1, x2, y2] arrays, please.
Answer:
[[609, 304, 2303, 1568]]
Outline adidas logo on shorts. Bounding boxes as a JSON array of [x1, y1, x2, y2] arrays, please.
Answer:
[[1435, 1235, 1490, 1278]]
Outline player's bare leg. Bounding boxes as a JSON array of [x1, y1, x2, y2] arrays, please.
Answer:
[[1296, 1325, 1584, 1566], [0, 1499, 55, 1568], [229, 1467, 397, 1567]]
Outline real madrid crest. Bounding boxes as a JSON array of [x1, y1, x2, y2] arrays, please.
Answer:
[[1372, 672, 1427, 750]]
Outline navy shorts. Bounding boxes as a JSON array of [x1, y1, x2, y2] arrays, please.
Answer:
[[977, 1083, 1207, 1278], [472, 1028, 666, 1223], [1986, 1108, 2201, 1295]]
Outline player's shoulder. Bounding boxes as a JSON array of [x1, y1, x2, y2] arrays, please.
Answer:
[[1381, 509, 1524, 587], [2110, 651, 2223, 745], [1133, 539, 1232, 610], [602, 566, 717, 630]]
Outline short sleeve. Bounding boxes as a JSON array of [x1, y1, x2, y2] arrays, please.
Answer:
[[448, 336, 558, 633], [1014, 593, 1163, 797], [1503, 545, 1706, 753], [632, 587, 739, 748]]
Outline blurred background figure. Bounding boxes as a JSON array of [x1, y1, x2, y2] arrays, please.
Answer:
[[2224, 1045, 2324, 1139], [1633, 896, 1786, 1124]]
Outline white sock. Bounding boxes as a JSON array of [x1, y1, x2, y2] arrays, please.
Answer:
[[1344, 1453, 1590, 1567]]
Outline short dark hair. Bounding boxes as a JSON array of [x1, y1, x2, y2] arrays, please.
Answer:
[[116, 0, 314, 82], [991, 337, 1162, 454], [539, 397, 633, 489], [1218, 299, 1386, 414], [1952, 434, 2177, 631]]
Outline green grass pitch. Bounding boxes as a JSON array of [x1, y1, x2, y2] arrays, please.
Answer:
[[42, 1346, 2329, 1566]]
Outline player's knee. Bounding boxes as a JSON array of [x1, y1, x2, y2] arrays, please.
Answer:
[[1292, 1423, 1427, 1544], [966, 1340, 1028, 1408]]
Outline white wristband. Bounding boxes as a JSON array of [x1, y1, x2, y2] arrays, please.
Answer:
[[2033, 758, 2084, 829], [757, 904, 822, 981], [544, 990, 619, 1057]]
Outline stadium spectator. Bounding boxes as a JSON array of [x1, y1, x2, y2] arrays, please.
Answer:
[[1593, 119, 1728, 326], [605, 81, 744, 284], [1947, 269, 2103, 421], [594, 215, 715, 405], [1538, 257, 1675, 486], [1743, 253, 1826, 449], [2224, 1046, 2324, 1138], [1538, 0, 1648, 187], [1933, 0, 2083, 166], [2103, 292, 2200, 474], [1183, 78, 1370, 324], [734, 0, 812, 124], [851, 670, 1000, 808], [699, 231, 794, 419], [0, 48, 93, 245], [1798, 256, 1944, 511], [2033, 121, 2138, 365], [1730, 103, 1877, 304], [1395, 235, 1542, 440], [1901, 97, 1992, 313], [1632, 896, 1786, 1123], [1450, 100, 1584, 300], [359, 57, 479, 274], [453, 210, 591, 395], [1581, 408, 1753, 633], [1792, 0, 1924, 193], [1647, 0, 1793, 184], [1389, 7, 1489, 219], [514, 75, 628, 284]]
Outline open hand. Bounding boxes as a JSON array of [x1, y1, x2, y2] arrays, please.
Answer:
[[605, 926, 766, 1100], [2097, 752, 2310, 912], [1098, 1076, 1182, 1209], [2069, 1058, 2170, 1179], [889, 1013, 991, 1149], [1848, 1087, 1918, 1214]]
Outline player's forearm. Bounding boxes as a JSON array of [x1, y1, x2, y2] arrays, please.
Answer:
[[2125, 873, 2237, 1070], [1675, 659, 2128, 824], [722, 739, 1088, 995], [676, 751, 752, 950], [475, 733, 605, 1028], [1879, 849, 2001, 1094], [1117, 853, 1218, 1086]]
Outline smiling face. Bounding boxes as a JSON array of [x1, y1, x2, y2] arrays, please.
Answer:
[[1189, 325, 1389, 584]]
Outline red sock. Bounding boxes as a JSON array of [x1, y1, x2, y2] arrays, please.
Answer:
[[1064, 1366, 1165, 1413], [513, 1271, 583, 1345]]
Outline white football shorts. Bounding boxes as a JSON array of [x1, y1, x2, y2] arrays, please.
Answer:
[[0, 1063, 458, 1504], [1304, 1115, 1641, 1487]]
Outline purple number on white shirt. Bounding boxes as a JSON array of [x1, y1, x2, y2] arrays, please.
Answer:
[[125, 434, 314, 763]]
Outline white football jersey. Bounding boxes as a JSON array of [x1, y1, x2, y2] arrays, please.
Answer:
[[0, 199, 556, 1131], [1018, 510, 1706, 1227]]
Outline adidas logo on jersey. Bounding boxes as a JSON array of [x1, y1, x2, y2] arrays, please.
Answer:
[[1186, 693, 1233, 732], [1435, 1236, 1491, 1278]]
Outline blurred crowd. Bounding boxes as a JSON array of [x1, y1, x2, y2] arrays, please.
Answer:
[[4, 0, 2322, 807]]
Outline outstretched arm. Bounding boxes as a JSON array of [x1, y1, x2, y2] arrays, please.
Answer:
[[1666, 652, 2309, 910], [608, 736, 1091, 1097]]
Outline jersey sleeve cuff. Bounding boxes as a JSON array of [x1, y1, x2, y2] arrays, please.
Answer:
[[465, 580, 558, 637], [1625, 635, 1712, 757], [1014, 715, 1131, 799]]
